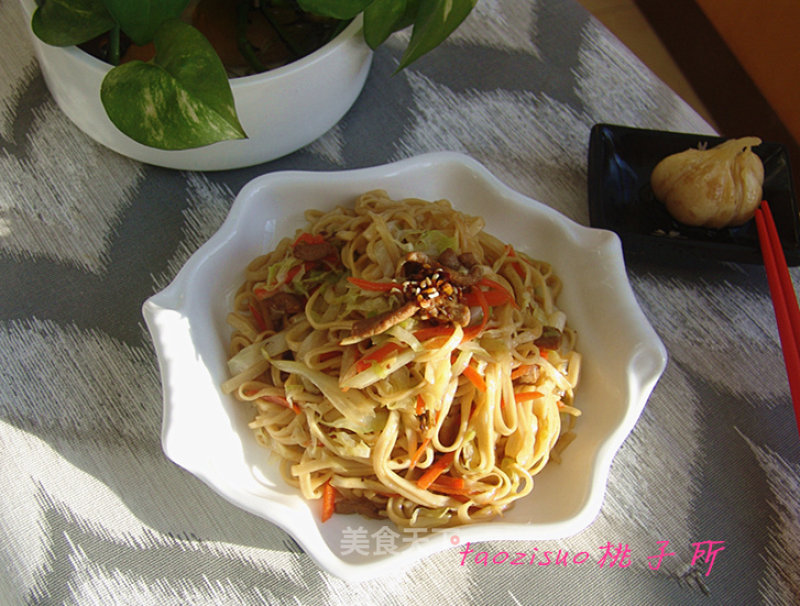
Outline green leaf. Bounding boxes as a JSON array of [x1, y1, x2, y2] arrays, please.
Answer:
[[297, 0, 373, 20], [395, 0, 421, 29], [398, 0, 476, 69], [363, 0, 407, 49], [102, 0, 190, 46], [100, 19, 246, 150], [32, 0, 115, 46]]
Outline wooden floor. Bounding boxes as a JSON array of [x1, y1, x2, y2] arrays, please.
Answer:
[[575, 0, 716, 128]]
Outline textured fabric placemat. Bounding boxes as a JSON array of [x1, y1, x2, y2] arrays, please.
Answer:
[[2, 1, 798, 604]]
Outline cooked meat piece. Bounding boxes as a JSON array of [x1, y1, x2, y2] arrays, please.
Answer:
[[452, 301, 471, 325], [437, 248, 478, 274], [334, 498, 384, 519], [457, 252, 478, 268], [419, 249, 483, 287], [343, 250, 478, 343], [402, 260, 428, 281], [421, 298, 470, 326], [534, 326, 562, 350], [293, 240, 337, 261], [448, 264, 482, 287], [264, 292, 303, 315], [438, 248, 460, 269], [348, 301, 419, 341], [399, 252, 474, 326]]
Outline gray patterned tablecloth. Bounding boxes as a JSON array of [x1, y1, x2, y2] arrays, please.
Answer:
[[2, 0, 799, 604]]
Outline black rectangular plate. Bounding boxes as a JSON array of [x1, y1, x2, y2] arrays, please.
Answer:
[[588, 123, 800, 265]]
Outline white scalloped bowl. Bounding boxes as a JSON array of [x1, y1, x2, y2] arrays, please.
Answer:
[[20, 0, 372, 171], [143, 152, 667, 580]]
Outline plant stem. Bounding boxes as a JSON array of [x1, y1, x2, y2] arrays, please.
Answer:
[[258, 3, 304, 59], [237, 1, 267, 74], [108, 25, 120, 65]]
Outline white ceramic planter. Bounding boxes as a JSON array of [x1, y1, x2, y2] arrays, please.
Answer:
[[20, 0, 373, 171]]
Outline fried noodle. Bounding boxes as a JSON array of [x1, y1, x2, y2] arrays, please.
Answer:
[[222, 191, 581, 528]]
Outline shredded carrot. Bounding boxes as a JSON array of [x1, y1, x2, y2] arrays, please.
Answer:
[[478, 277, 519, 309], [248, 301, 267, 332], [432, 474, 465, 490], [413, 325, 456, 342], [321, 480, 336, 522], [293, 232, 325, 246], [464, 288, 512, 308], [354, 341, 405, 372], [462, 287, 489, 342], [429, 483, 472, 499], [515, 391, 544, 402], [318, 351, 341, 362], [282, 264, 303, 286], [415, 394, 425, 415], [462, 364, 487, 392], [506, 245, 526, 278], [409, 435, 431, 471], [464, 278, 518, 309], [346, 276, 400, 292], [511, 364, 533, 380], [291, 234, 339, 266], [416, 451, 456, 490], [429, 479, 473, 501], [487, 289, 515, 307]]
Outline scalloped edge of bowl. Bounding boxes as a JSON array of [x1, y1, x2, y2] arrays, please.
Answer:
[[143, 151, 668, 580]]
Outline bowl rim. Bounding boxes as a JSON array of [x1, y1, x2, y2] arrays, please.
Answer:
[[143, 151, 668, 580], [19, 0, 367, 87]]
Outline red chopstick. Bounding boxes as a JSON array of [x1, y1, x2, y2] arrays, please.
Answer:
[[754, 200, 800, 436]]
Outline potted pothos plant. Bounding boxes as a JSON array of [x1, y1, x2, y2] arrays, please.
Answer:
[[28, 0, 477, 160]]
